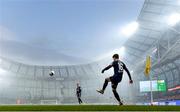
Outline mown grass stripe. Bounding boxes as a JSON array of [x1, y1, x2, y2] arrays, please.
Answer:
[[0, 105, 179, 111]]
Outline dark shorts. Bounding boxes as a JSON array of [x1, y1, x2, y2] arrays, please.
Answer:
[[109, 75, 122, 90], [77, 93, 81, 98], [110, 74, 122, 84]]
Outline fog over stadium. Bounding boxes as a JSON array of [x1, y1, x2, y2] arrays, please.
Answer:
[[0, 0, 143, 65], [0, 0, 180, 106]]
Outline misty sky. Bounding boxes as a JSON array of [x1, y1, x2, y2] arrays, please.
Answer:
[[0, 0, 144, 65]]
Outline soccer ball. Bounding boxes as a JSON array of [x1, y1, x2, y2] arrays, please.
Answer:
[[49, 71, 55, 76]]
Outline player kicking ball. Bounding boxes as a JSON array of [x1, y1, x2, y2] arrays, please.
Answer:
[[97, 54, 133, 105]]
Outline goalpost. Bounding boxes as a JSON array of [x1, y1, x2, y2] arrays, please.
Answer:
[[40, 100, 58, 105]]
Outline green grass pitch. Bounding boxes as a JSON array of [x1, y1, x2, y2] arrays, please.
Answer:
[[0, 105, 179, 111]]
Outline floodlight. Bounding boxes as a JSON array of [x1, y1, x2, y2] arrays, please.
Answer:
[[167, 13, 180, 26], [120, 21, 139, 37]]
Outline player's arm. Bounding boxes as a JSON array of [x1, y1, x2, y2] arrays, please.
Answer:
[[123, 63, 133, 84], [101, 64, 112, 73]]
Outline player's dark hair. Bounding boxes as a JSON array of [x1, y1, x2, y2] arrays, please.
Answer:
[[112, 54, 119, 59]]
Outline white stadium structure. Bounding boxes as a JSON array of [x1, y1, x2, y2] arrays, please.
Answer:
[[0, 0, 180, 105]]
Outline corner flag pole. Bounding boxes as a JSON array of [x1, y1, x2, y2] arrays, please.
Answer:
[[144, 56, 153, 105]]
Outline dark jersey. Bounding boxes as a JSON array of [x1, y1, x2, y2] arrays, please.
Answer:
[[110, 60, 124, 74], [103, 60, 132, 80], [76, 86, 81, 94]]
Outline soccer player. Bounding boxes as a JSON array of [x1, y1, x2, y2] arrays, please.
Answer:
[[76, 83, 83, 104], [97, 54, 133, 105]]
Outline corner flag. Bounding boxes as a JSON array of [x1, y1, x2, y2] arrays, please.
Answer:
[[144, 56, 151, 76]]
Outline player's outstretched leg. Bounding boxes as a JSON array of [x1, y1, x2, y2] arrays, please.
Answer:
[[97, 77, 110, 94], [112, 83, 123, 105]]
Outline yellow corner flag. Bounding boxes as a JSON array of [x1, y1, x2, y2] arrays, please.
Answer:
[[144, 56, 151, 76]]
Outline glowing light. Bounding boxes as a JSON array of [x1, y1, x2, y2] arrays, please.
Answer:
[[167, 13, 180, 26], [120, 21, 139, 37]]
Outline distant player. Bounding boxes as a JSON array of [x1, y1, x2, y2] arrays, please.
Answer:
[[76, 83, 83, 104], [97, 54, 133, 105]]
